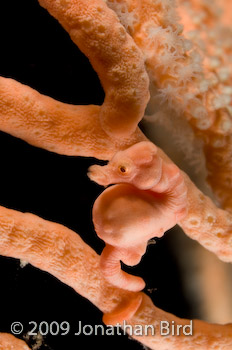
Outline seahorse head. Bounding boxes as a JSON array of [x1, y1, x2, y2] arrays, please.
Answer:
[[88, 141, 162, 189]]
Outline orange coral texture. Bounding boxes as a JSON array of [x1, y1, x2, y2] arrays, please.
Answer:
[[0, 333, 30, 350], [0, 0, 232, 349]]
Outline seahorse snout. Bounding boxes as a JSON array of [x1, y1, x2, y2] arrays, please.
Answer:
[[88, 164, 110, 186]]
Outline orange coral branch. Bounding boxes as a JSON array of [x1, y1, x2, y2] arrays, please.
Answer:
[[0, 76, 145, 159], [158, 147, 232, 263], [38, 0, 150, 137]]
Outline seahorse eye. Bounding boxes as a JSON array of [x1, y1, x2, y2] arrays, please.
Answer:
[[119, 165, 127, 174]]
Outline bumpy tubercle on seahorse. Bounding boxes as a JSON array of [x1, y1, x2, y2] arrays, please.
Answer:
[[88, 141, 188, 292]]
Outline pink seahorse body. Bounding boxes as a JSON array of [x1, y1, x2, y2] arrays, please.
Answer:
[[89, 141, 188, 293]]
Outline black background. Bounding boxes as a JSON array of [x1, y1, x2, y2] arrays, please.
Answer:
[[0, 1, 193, 349]]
